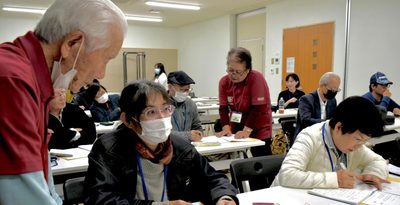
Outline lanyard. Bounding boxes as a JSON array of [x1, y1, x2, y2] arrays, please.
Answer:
[[135, 153, 168, 201], [321, 123, 335, 172]]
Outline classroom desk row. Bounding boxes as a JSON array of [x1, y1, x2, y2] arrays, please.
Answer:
[[51, 136, 265, 176]]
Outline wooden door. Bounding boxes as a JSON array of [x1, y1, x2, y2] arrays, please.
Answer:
[[282, 22, 334, 93]]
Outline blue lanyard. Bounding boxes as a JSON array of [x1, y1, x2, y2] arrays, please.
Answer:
[[135, 153, 168, 201], [172, 112, 187, 131], [321, 123, 335, 172]]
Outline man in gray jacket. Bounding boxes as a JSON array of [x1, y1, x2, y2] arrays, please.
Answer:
[[168, 71, 204, 142]]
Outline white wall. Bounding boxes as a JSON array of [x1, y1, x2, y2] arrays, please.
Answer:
[[177, 15, 235, 97], [0, 14, 177, 49], [347, 0, 400, 103], [0, 15, 40, 42], [265, 0, 347, 102]]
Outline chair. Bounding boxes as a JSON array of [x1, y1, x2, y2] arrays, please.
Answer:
[[63, 176, 86, 205], [230, 155, 285, 193]]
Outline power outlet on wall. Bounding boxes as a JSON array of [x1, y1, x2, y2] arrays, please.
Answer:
[[270, 68, 275, 75]]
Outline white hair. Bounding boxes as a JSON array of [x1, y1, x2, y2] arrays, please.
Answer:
[[34, 0, 128, 52], [319, 72, 340, 85]]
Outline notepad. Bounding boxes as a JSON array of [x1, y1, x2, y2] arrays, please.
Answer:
[[308, 180, 400, 205]]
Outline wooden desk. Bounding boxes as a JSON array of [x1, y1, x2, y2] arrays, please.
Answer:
[[52, 138, 264, 176]]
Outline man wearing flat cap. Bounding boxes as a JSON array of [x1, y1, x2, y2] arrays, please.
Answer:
[[363, 72, 400, 116], [168, 71, 204, 142]]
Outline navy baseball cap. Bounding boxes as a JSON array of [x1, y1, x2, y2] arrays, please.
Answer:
[[370, 72, 393, 85], [167, 71, 195, 85]]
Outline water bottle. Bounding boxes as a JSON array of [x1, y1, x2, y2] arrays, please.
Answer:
[[278, 97, 285, 114]]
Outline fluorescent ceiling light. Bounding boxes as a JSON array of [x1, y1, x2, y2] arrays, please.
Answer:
[[146, 1, 200, 10], [2, 5, 162, 23], [125, 15, 163, 22], [2, 6, 46, 14]]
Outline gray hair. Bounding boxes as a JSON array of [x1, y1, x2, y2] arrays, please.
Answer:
[[34, 0, 128, 52], [319, 72, 340, 85]]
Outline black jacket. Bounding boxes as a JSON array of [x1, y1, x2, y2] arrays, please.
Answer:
[[48, 103, 96, 149], [84, 125, 239, 205], [295, 90, 337, 136]]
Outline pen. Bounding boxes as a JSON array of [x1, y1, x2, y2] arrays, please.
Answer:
[[340, 162, 347, 170]]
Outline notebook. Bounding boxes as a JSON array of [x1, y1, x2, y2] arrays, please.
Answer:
[[308, 180, 400, 205]]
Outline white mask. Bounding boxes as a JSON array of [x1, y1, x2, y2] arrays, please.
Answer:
[[51, 39, 84, 90], [139, 117, 172, 145], [155, 68, 161, 75], [96, 92, 109, 104], [173, 91, 189, 103]]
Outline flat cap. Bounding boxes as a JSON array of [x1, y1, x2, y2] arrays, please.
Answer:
[[167, 71, 195, 85]]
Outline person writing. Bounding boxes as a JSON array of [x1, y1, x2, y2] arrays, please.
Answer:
[[272, 96, 389, 190], [0, 0, 127, 204], [167, 71, 204, 142], [217, 47, 273, 157], [84, 80, 238, 205]]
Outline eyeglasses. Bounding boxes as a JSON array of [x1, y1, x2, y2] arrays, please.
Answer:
[[352, 136, 369, 145], [141, 104, 175, 120], [378, 84, 391, 88], [226, 68, 247, 76], [325, 86, 341, 93]]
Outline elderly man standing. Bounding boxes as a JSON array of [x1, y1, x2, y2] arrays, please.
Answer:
[[363, 72, 400, 116], [295, 72, 341, 137], [168, 71, 204, 142], [0, 0, 127, 204]]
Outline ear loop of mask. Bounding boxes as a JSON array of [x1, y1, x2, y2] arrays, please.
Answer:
[[58, 37, 84, 72]]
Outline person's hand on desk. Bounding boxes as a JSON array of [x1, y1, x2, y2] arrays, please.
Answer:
[[356, 174, 390, 190], [234, 127, 252, 139], [216, 125, 232, 137], [191, 130, 204, 142], [337, 170, 357, 188]]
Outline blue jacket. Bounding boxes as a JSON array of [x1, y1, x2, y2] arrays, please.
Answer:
[[295, 90, 337, 137], [90, 94, 120, 122], [362, 92, 400, 112]]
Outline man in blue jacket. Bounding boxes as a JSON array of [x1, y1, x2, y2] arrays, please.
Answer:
[[362, 72, 400, 116]]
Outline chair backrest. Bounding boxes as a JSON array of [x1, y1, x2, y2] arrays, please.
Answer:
[[63, 176, 86, 205], [230, 155, 285, 193]]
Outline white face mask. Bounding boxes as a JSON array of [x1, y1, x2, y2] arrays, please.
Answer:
[[155, 68, 161, 75], [51, 39, 84, 90], [139, 117, 172, 145], [173, 91, 189, 103], [96, 92, 109, 104]]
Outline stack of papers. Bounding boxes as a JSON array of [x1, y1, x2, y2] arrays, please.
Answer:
[[308, 180, 400, 205]]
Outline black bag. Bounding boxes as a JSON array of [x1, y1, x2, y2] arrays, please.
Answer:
[[372, 136, 400, 166]]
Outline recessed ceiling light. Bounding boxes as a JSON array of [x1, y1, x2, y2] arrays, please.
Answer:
[[145, 1, 200, 10]]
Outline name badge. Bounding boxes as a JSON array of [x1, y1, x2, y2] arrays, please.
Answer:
[[230, 111, 242, 123]]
